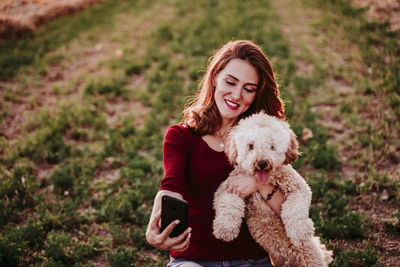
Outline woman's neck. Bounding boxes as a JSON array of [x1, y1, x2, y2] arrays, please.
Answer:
[[214, 118, 235, 148], [219, 118, 235, 135]]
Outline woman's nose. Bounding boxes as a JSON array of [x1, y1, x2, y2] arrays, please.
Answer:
[[231, 86, 241, 100]]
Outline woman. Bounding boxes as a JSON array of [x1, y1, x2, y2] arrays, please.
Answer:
[[146, 40, 285, 266]]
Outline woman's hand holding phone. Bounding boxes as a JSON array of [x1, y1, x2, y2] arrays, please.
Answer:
[[145, 193, 191, 252], [160, 195, 189, 237]]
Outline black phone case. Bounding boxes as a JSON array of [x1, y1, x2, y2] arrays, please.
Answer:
[[160, 195, 188, 238]]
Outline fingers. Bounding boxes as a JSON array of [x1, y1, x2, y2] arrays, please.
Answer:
[[147, 210, 161, 237], [157, 226, 191, 251], [147, 210, 191, 252], [159, 219, 180, 241], [168, 227, 192, 252], [146, 210, 162, 246], [238, 190, 246, 199], [153, 210, 162, 230], [227, 184, 235, 194], [154, 209, 161, 219], [230, 185, 252, 198], [227, 180, 239, 194], [227, 181, 244, 196], [172, 231, 191, 252], [229, 187, 239, 195]]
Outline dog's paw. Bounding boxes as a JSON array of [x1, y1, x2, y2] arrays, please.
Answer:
[[286, 218, 314, 247], [212, 220, 241, 242], [212, 192, 245, 242]]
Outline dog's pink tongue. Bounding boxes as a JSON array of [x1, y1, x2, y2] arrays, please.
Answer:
[[257, 170, 268, 182]]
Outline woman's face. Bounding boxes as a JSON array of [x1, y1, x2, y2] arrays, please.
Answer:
[[214, 58, 258, 125]]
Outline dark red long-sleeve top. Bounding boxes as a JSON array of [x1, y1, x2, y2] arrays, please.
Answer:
[[160, 123, 267, 261]]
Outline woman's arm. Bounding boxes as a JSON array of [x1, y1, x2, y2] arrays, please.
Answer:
[[146, 125, 192, 251], [258, 183, 284, 216], [145, 190, 191, 252]]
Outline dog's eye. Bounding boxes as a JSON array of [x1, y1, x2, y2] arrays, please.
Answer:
[[271, 145, 275, 150], [248, 144, 254, 150]]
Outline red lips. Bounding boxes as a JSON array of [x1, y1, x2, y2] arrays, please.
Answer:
[[225, 99, 239, 110]]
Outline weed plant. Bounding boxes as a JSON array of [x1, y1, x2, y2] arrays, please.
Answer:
[[307, 173, 366, 239], [383, 212, 400, 234], [318, 190, 366, 239], [44, 229, 102, 265], [330, 242, 379, 267], [50, 159, 95, 199], [0, 160, 37, 225], [106, 246, 139, 267], [84, 76, 129, 99]]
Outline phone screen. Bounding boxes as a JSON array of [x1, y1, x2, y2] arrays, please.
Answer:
[[160, 195, 188, 238]]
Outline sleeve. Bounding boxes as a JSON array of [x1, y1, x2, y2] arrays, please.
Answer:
[[159, 124, 191, 196]]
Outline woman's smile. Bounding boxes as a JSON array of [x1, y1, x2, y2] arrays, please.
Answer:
[[214, 58, 259, 125], [225, 99, 239, 110]]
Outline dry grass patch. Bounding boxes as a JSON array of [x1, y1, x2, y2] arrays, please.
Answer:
[[354, 0, 400, 31], [0, 0, 104, 37]]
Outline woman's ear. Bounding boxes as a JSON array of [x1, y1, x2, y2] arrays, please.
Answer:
[[284, 129, 299, 165], [225, 131, 238, 165], [211, 70, 218, 88], [211, 78, 216, 88]]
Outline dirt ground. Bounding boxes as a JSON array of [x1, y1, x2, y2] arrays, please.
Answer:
[[354, 0, 400, 31], [0, 0, 103, 37], [2, 0, 399, 35]]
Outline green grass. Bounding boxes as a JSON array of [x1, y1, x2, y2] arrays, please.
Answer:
[[303, 0, 400, 118], [331, 242, 379, 267], [0, 0, 398, 265]]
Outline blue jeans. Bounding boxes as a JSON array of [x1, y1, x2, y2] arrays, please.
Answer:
[[167, 256, 273, 267]]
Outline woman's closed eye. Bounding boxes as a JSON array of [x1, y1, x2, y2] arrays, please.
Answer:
[[225, 78, 256, 93], [244, 87, 256, 93]]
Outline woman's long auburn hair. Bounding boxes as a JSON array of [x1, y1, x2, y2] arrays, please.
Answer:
[[183, 40, 284, 136]]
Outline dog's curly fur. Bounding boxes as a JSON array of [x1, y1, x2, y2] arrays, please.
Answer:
[[213, 112, 333, 266]]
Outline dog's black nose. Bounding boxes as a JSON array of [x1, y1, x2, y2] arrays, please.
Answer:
[[257, 160, 268, 169]]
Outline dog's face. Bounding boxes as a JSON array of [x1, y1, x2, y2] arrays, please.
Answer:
[[226, 112, 298, 183]]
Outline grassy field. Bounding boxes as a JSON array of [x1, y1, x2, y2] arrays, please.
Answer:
[[1, 0, 399, 266]]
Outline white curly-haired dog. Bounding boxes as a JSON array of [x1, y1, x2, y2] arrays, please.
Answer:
[[213, 112, 333, 266]]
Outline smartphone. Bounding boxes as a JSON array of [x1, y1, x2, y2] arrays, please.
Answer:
[[160, 195, 188, 238]]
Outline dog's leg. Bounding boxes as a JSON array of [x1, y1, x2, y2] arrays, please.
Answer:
[[213, 179, 246, 242], [280, 189, 314, 247], [247, 193, 290, 266]]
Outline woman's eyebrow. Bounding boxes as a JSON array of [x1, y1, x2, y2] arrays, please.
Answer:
[[227, 74, 257, 87], [226, 74, 239, 81]]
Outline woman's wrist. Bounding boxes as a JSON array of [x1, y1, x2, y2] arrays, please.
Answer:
[[258, 183, 284, 216], [259, 183, 279, 200]]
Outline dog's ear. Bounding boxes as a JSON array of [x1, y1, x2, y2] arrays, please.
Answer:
[[284, 129, 299, 164], [225, 131, 238, 165]]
